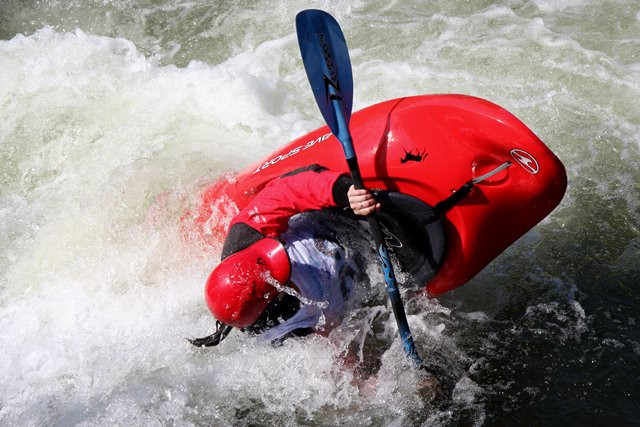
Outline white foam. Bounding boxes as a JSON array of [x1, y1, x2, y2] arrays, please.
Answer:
[[0, 26, 453, 423], [530, 0, 595, 14]]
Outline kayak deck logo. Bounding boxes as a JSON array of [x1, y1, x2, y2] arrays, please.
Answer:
[[253, 133, 332, 174], [510, 149, 539, 174], [400, 147, 427, 164]]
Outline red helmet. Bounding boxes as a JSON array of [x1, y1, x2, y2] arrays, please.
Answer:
[[205, 238, 291, 328]]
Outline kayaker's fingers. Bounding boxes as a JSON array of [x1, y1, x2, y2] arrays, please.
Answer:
[[360, 205, 375, 216], [347, 186, 369, 199], [350, 198, 371, 213], [367, 202, 381, 214], [351, 197, 379, 216], [351, 195, 373, 204], [347, 186, 377, 215]]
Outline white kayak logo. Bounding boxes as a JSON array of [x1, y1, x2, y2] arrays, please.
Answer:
[[252, 132, 332, 174], [510, 149, 539, 174]]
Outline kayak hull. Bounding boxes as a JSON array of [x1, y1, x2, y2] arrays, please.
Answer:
[[192, 95, 567, 295]]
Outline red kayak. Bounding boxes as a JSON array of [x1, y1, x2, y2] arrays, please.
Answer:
[[189, 94, 567, 295]]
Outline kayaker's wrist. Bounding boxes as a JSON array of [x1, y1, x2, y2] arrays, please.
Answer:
[[332, 174, 354, 207]]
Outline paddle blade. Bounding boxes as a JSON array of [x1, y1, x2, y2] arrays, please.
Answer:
[[296, 9, 354, 136]]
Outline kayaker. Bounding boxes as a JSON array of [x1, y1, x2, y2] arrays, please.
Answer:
[[190, 164, 380, 347]]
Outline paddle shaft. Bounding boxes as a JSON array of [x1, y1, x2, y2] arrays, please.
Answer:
[[297, 9, 423, 366], [332, 98, 422, 365]]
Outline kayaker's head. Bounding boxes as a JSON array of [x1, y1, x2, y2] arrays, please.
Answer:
[[205, 238, 291, 328]]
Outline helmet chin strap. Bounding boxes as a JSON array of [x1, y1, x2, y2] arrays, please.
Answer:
[[187, 321, 233, 347]]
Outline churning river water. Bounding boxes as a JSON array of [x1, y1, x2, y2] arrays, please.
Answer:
[[1, 1, 639, 425]]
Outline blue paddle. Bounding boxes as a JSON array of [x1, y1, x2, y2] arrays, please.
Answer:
[[296, 9, 423, 366]]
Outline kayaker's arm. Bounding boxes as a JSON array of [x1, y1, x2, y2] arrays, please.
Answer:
[[221, 165, 359, 259], [229, 166, 350, 236]]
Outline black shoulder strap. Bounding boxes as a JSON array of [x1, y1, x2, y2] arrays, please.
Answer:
[[280, 163, 328, 177]]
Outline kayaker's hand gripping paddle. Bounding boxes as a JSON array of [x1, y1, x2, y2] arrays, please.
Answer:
[[296, 9, 423, 366]]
